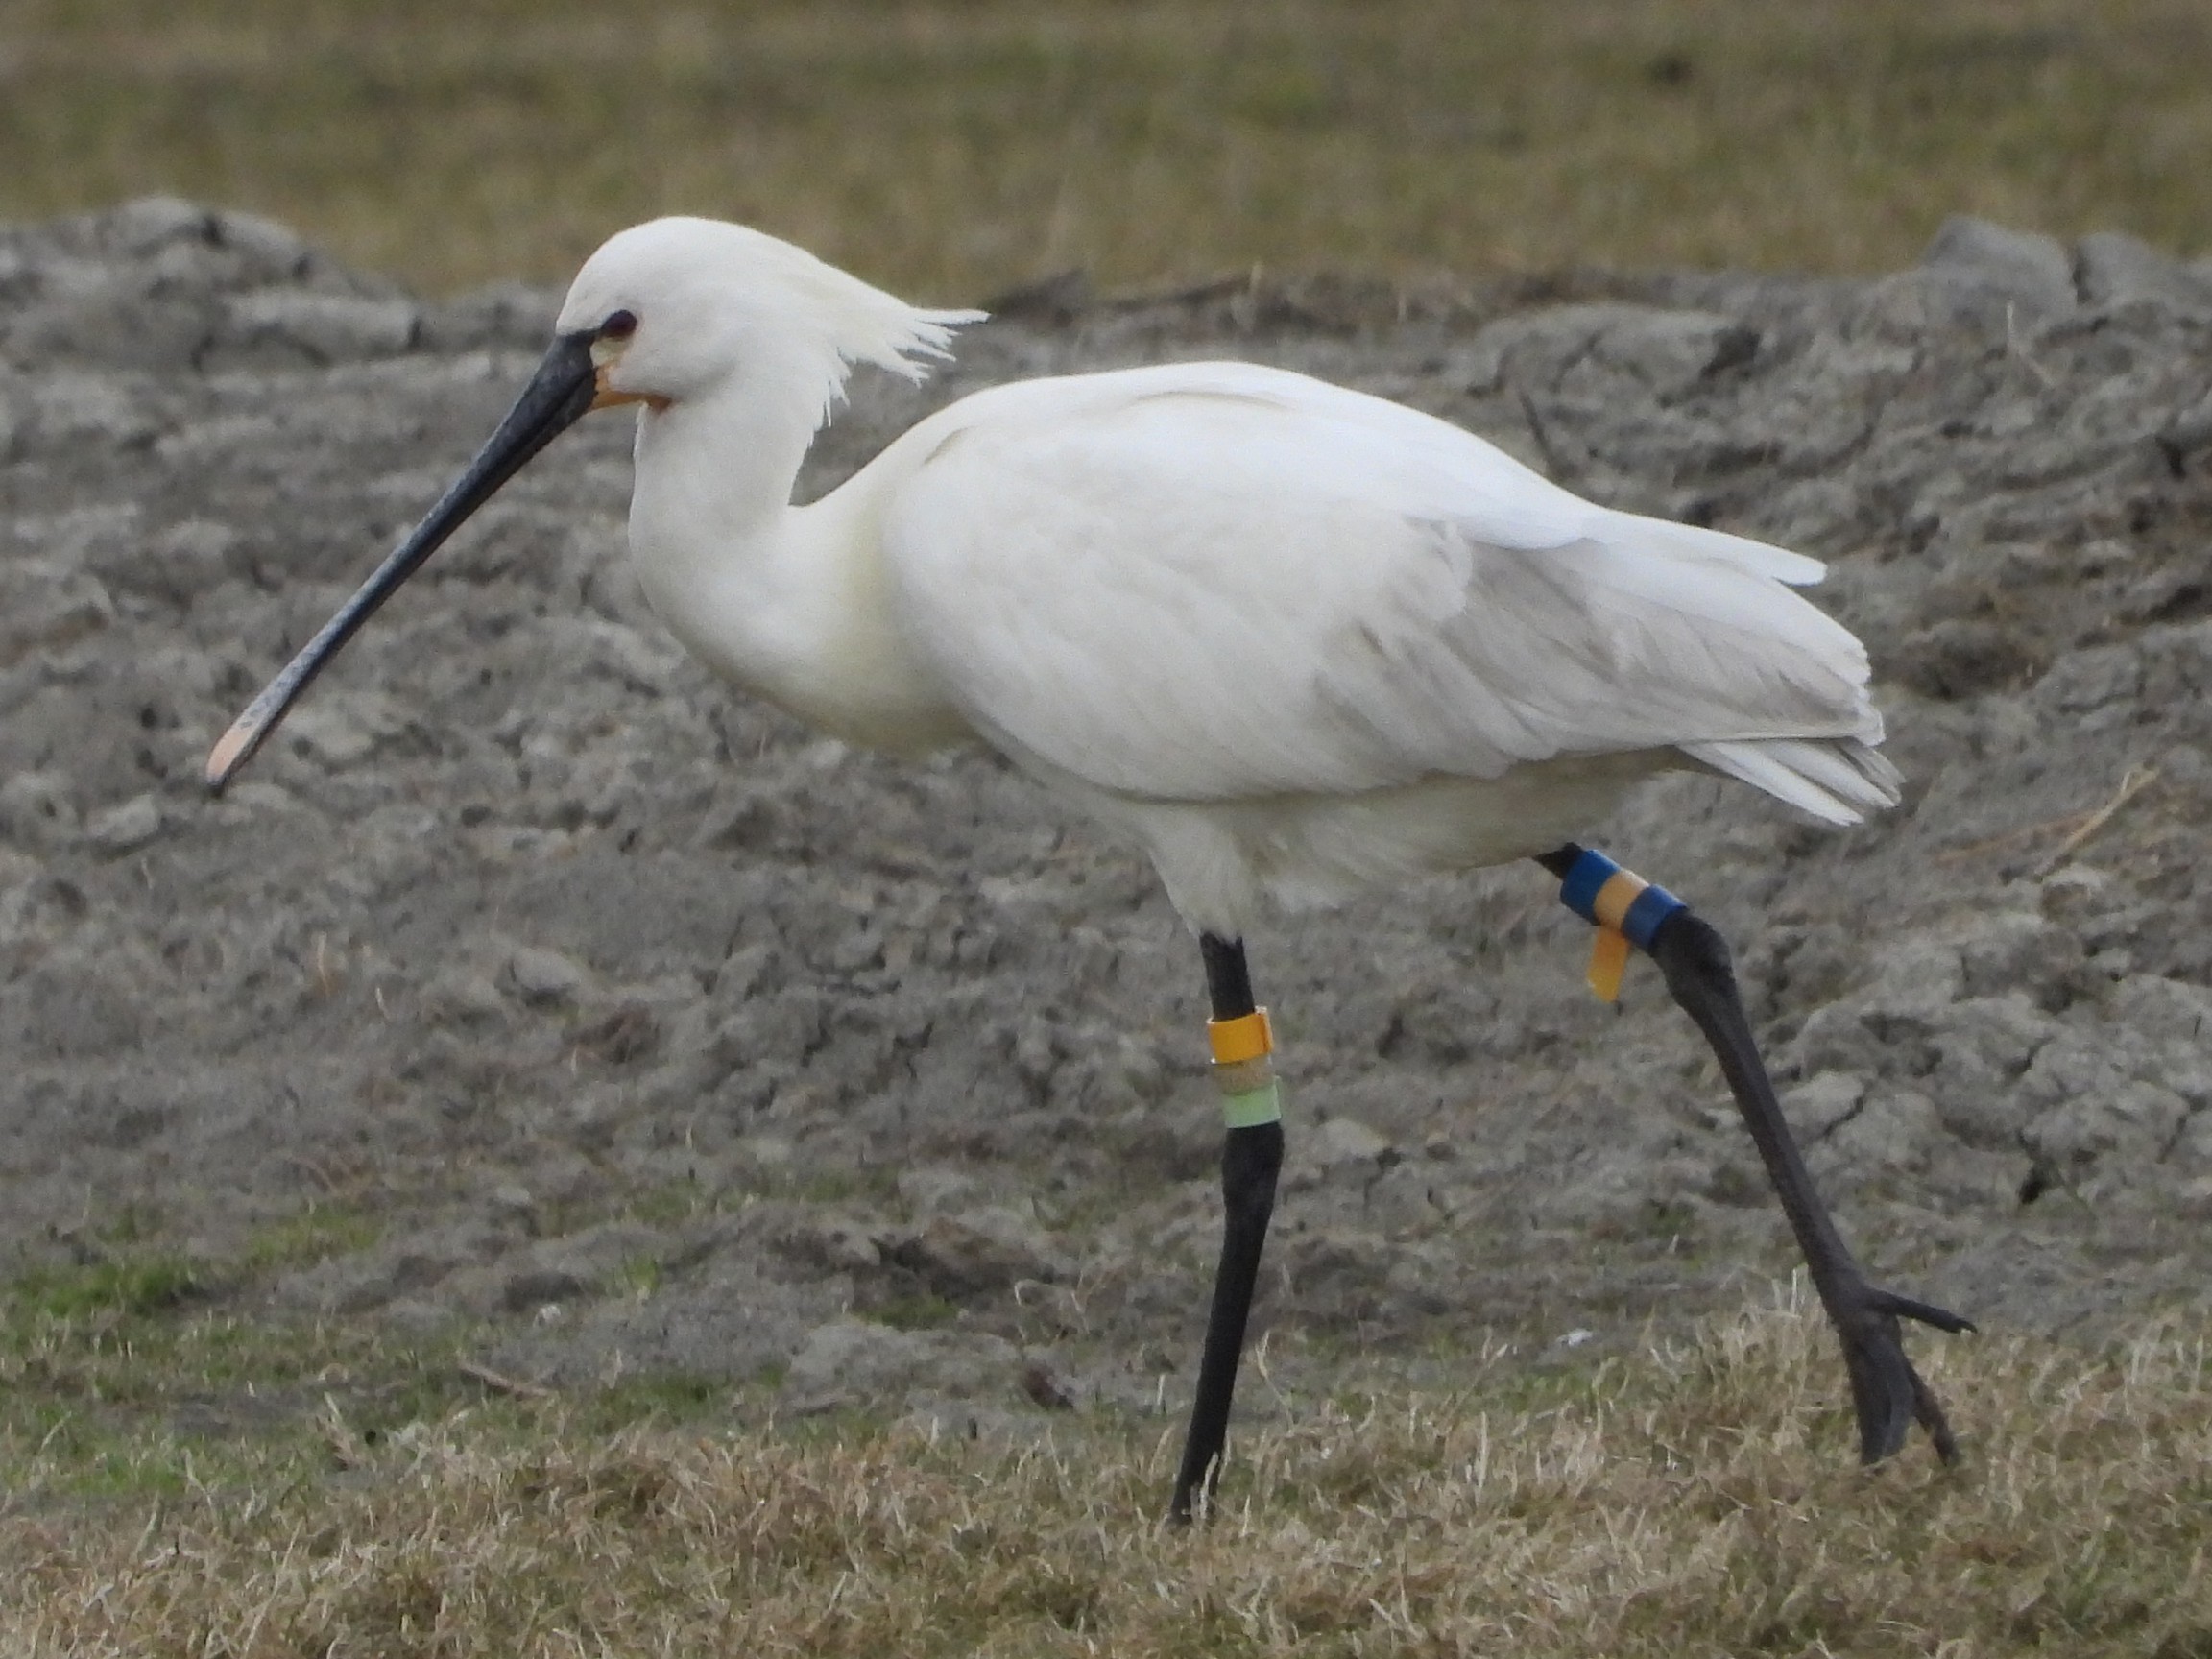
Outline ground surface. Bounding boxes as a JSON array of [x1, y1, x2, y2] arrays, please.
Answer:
[[2, 199, 2210, 1449]]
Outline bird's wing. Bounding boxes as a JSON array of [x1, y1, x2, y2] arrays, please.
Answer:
[[882, 363, 1876, 805]]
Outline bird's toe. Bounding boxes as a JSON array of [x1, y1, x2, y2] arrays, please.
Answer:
[[1836, 1280, 1971, 1464], [1864, 1286, 1975, 1334]]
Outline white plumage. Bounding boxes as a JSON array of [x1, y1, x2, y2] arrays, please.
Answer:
[[204, 215, 1965, 1500], [557, 219, 1896, 936]]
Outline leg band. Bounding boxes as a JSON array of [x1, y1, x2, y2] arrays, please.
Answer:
[[1221, 1077, 1285, 1129], [1208, 1009, 1284, 1126], [1207, 1008, 1273, 1064], [1556, 848, 1686, 1001]]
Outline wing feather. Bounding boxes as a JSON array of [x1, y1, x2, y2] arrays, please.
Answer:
[[881, 362, 1886, 811]]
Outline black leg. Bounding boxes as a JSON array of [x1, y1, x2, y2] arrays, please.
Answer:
[[1537, 844, 1973, 1463], [1168, 933, 1286, 1523]]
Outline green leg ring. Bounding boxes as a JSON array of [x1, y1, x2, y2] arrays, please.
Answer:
[[1221, 1076, 1285, 1129]]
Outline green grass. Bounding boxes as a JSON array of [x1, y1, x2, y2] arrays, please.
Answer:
[[0, 1, 2207, 297], [0, 1199, 781, 1514], [611, 1253, 665, 1300], [1, 1208, 438, 1502], [567, 1372, 739, 1432], [241, 1204, 383, 1275], [9, 1257, 203, 1322], [865, 1291, 961, 1331]]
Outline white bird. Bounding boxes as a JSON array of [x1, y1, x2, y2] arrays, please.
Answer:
[[208, 217, 1970, 1520]]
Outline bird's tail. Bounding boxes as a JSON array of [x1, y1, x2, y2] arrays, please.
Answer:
[[1681, 736, 1902, 825]]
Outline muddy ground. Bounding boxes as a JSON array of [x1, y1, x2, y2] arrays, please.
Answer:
[[1, 200, 2208, 1437]]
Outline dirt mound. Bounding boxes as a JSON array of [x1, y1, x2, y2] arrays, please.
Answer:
[[3, 199, 2208, 1426]]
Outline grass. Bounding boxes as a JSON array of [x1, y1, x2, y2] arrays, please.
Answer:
[[865, 1290, 961, 1331], [240, 1205, 383, 1276], [9, 1257, 204, 1323], [7, 1301, 2212, 1655], [6, 1216, 2209, 1651], [0, 1, 2208, 297]]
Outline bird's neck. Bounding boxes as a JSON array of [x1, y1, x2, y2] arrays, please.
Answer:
[[624, 383, 969, 756], [631, 370, 815, 547]]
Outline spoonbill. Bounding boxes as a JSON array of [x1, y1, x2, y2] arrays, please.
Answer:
[[207, 217, 1970, 1520]]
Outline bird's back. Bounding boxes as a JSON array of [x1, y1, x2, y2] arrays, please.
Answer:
[[876, 360, 1894, 824]]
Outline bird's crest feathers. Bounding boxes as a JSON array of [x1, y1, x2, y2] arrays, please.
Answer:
[[744, 225, 983, 385]]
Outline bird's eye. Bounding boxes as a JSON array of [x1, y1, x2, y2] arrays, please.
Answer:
[[599, 310, 638, 341]]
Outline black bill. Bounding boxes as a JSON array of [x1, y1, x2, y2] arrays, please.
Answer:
[[204, 329, 601, 792]]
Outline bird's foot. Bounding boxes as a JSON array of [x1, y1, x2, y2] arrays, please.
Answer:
[[1826, 1276, 1974, 1464]]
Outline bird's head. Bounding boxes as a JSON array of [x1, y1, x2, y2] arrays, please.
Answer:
[[560, 217, 980, 422], [203, 218, 980, 791]]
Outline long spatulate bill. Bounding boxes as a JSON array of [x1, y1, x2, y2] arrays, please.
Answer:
[[205, 330, 600, 792]]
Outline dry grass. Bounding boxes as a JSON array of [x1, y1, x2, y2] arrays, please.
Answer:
[[1, 1, 2209, 297], [8, 1300, 2212, 1656]]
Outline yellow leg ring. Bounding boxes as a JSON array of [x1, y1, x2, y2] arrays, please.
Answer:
[[1586, 870, 1649, 1000], [1207, 1007, 1274, 1066], [1587, 927, 1631, 1002], [1591, 869, 1650, 931]]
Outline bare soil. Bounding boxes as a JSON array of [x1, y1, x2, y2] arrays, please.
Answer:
[[2, 199, 2209, 1439]]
